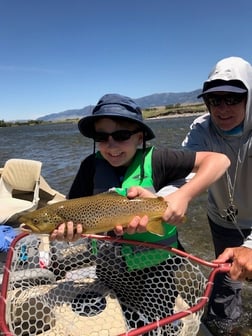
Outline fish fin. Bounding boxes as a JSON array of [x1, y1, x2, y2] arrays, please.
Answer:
[[102, 190, 124, 196], [146, 219, 165, 236], [108, 188, 128, 197]]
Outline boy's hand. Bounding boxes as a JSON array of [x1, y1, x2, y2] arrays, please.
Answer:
[[114, 187, 155, 235], [127, 186, 156, 199], [114, 215, 149, 235], [50, 221, 83, 242]]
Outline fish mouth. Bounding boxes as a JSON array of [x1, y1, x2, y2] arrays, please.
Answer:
[[19, 223, 34, 233]]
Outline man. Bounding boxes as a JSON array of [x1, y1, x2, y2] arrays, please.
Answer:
[[182, 56, 252, 335]]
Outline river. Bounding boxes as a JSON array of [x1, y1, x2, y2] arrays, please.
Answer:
[[0, 116, 251, 333]]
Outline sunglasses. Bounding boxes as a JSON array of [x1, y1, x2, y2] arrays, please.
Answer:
[[93, 129, 141, 142], [204, 93, 246, 107]]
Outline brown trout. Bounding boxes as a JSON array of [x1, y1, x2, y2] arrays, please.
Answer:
[[19, 192, 167, 235]]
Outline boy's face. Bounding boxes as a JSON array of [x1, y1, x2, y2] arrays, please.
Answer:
[[94, 118, 143, 167]]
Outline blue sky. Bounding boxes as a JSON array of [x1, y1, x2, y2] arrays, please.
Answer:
[[1, 0, 252, 121]]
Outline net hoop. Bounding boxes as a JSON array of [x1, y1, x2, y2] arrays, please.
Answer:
[[0, 233, 230, 336]]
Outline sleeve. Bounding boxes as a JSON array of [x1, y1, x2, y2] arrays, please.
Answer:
[[152, 148, 196, 191], [182, 113, 211, 151], [67, 154, 95, 199]]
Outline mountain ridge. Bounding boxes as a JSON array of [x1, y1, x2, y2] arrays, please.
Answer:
[[37, 89, 202, 121]]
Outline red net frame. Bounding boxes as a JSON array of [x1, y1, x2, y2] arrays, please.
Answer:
[[0, 233, 230, 336]]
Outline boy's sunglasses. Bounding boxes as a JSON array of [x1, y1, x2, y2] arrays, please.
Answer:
[[93, 129, 141, 142], [204, 93, 246, 107]]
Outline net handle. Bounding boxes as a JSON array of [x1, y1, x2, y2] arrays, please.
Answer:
[[82, 234, 231, 270]]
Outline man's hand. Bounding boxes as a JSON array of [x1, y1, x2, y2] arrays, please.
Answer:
[[214, 246, 252, 281]]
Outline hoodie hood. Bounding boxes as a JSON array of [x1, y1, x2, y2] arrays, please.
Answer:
[[199, 56, 252, 135]]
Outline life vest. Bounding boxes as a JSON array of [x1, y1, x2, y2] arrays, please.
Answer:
[[93, 147, 178, 270]]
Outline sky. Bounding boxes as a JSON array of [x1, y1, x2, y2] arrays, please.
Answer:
[[1, 0, 252, 121]]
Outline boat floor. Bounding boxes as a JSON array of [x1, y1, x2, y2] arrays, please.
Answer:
[[198, 323, 213, 336]]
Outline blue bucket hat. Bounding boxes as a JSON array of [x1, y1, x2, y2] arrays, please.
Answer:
[[78, 93, 155, 140]]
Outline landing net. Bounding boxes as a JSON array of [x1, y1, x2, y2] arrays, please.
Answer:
[[0, 233, 229, 336]]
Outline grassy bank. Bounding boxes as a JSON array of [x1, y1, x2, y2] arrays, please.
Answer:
[[143, 102, 206, 119]]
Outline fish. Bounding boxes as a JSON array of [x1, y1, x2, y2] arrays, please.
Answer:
[[19, 191, 168, 236]]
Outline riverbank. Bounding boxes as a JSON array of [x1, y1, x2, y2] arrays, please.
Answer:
[[0, 103, 207, 127], [148, 111, 206, 119], [143, 102, 206, 119]]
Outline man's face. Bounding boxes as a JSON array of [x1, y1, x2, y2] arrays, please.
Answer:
[[204, 92, 247, 131]]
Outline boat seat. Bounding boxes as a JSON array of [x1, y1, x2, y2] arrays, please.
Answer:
[[0, 159, 42, 224]]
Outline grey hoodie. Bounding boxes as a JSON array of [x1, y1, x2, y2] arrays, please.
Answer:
[[182, 57, 252, 249]]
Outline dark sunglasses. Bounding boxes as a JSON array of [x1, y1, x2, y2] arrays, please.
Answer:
[[204, 93, 246, 107], [93, 129, 141, 142]]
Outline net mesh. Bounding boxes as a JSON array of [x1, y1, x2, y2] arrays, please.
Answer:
[[0, 234, 208, 336]]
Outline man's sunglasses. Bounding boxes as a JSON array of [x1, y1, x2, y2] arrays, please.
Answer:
[[204, 93, 246, 107], [93, 129, 141, 142]]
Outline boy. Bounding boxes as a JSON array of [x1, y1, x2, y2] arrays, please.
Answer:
[[51, 93, 230, 333]]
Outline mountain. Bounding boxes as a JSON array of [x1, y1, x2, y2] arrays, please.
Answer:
[[135, 89, 202, 108], [37, 89, 202, 121], [37, 105, 93, 122]]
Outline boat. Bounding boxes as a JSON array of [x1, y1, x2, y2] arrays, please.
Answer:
[[0, 158, 66, 280], [0, 158, 66, 227], [0, 159, 213, 336]]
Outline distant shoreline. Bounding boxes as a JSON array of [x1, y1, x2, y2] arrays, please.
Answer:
[[147, 111, 205, 120], [1, 108, 207, 127]]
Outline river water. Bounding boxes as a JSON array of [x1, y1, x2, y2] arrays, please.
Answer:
[[0, 117, 251, 332]]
